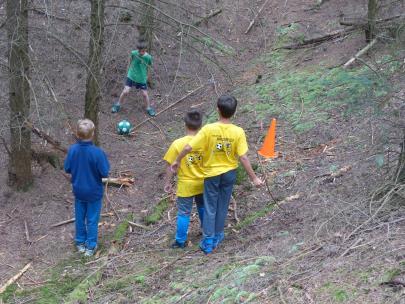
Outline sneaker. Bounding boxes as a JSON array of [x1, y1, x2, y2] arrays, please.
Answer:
[[171, 241, 186, 249], [111, 103, 121, 113], [84, 247, 97, 257], [146, 107, 156, 117], [76, 243, 86, 253]]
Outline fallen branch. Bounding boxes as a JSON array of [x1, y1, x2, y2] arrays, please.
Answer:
[[340, 14, 404, 27], [343, 38, 378, 68], [128, 220, 151, 230], [24, 220, 31, 244], [278, 27, 357, 50], [132, 84, 205, 130], [245, 0, 270, 34], [0, 263, 32, 294], [193, 9, 222, 27], [315, 165, 352, 180], [51, 212, 114, 228], [102, 177, 135, 187], [25, 121, 68, 153]]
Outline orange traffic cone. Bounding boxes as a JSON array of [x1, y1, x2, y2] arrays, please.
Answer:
[[258, 118, 277, 158]]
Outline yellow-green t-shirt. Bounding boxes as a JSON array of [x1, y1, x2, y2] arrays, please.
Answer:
[[188, 122, 249, 177], [163, 135, 204, 197]]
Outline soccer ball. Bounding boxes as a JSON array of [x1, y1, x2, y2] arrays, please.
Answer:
[[117, 120, 132, 135], [216, 143, 223, 150]]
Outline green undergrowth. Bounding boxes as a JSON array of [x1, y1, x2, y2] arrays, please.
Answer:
[[112, 214, 134, 245], [235, 201, 277, 230], [243, 63, 391, 133], [0, 256, 89, 303], [144, 197, 170, 225], [141, 256, 275, 303], [240, 51, 400, 134]]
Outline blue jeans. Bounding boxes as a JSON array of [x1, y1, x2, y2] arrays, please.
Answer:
[[75, 198, 102, 250], [201, 169, 236, 252], [175, 194, 204, 244]]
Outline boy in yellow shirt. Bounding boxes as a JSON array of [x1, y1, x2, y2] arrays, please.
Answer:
[[163, 111, 205, 248], [171, 95, 263, 254]]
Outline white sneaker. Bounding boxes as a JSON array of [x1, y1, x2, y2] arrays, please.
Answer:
[[76, 244, 86, 253], [84, 247, 97, 257]]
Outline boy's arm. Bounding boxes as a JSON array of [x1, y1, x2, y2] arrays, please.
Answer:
[[163, 162, 174, 193], [126, 55, 132, 72], [239, 154, 264, 187], [170, 144, 192, 173]]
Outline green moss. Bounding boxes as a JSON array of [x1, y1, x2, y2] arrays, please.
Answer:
[[113, 214, 134, 245], [0, 283, 18, 302], [380, 268, 401, 283], [145, 197, 170, 225], [235, 201, 276, 230], [248, 62, 391, 133]]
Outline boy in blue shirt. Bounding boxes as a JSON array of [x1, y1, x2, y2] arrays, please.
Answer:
[[64, 119, 110, 256]]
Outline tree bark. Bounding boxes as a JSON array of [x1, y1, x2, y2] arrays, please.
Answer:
[[395, 134, 405, 183], [84, 0, 105, 145], [7, 0, 33, 190], [366, 0, 378, 42], [138, 0, 155, 51]]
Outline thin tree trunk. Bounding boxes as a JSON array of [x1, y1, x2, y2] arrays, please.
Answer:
[[138, 0, 155, 51], [7, 0, 33, 190], [84, 0, 105, 145], [366, 0, 378, 42], [395, 134, 405, 183]]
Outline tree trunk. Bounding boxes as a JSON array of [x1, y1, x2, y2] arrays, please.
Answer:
[[395, 134, 405, 183], [84, 0, 105, 145], [138, 0, 155, 51], [366, 0, 378, 42], [7, 0, 33, 190]]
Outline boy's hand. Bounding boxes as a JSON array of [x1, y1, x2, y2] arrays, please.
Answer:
[[170, 161, 180, 173], [252, 176, 264, 187]]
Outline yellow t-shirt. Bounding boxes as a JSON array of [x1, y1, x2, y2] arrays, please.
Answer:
[[163, 135, 204, 197], [189, 122, 249, 177]]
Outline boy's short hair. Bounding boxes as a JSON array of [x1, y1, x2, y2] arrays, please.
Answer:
[[137, 40, 147, 51], [184, 110, 202, 131], [76, 119, 95, 140], [217, 95, 237, 118]]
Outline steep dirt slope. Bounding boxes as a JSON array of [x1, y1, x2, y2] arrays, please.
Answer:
[[0, 0, 404, 303]]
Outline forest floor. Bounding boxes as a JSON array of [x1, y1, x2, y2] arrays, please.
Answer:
[[0, 0, 404, 303]]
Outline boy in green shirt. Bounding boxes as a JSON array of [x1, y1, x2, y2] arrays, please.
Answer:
[[112, 40, 155, 116]]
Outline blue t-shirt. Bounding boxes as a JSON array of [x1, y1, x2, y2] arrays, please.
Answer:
[[64, 141, 110, 202]]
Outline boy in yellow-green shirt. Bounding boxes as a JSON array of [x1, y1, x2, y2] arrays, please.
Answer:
[[171, 95, 263, 254], [163, 111, 204, 248]]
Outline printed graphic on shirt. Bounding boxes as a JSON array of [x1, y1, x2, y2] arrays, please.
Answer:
[[214, 136, 233, 156], [186, 151, 203, 167]]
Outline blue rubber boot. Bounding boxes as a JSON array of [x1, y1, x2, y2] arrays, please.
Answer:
[[174, 214, 190, 246], [213, 232, 225, 249], [199, 237, 214, 254]]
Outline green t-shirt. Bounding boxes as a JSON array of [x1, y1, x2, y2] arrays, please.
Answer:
[[127, 50, 152, 84]]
